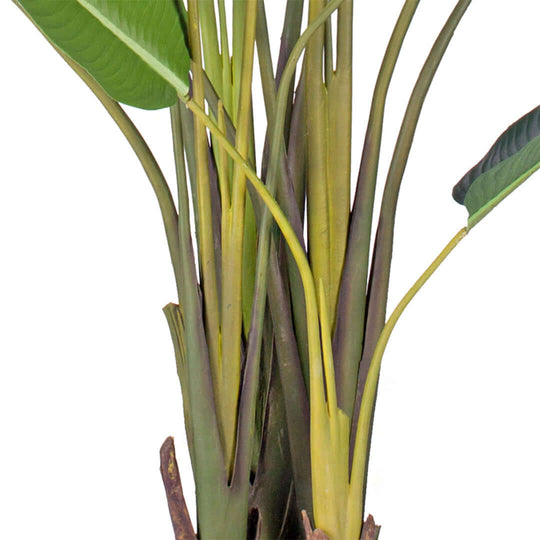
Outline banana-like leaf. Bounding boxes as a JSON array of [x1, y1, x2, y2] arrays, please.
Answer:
[[453, 105, 540, 228], [17, 0, 190, 109]]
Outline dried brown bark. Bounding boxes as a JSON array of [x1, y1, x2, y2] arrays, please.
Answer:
[[160, 437, 196, 540], [301, 511, 330, 540], [360, 514, 381, 540], [301, 511, 380, 540]]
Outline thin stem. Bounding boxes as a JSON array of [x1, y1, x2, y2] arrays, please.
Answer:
[[325, 0, 353, 327], [217, 101, 231, 210], [217, 0, 233, 116], [333, 0, 421, 420], [198, 0, 222, 96], [276, 0, 305, 140], [348, 227, 467, 537], [47, 47, 183, 298], [232, 0, 247, 121], [358, 0, 472, 425]]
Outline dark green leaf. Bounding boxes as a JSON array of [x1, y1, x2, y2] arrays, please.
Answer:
[[17, 0, 190, 109], [453, 105, 540, 228]]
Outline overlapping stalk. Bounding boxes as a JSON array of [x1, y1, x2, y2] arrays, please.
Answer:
[[12, 0, 477, 537]]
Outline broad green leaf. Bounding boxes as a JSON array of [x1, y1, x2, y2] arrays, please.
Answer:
[[17, 0, 190, 109], [453, 105, 540, 228]]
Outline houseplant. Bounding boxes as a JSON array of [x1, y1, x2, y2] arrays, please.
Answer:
[[1, 1, 540, 540]]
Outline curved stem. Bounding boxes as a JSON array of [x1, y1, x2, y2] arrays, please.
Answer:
[[360, 0, 472, 404], [188, 0, 345, 496], [347, 227, 467, 537], [184, 97, 322, 480], [333, 0, 421, 420], [48, 45, 184, 297]]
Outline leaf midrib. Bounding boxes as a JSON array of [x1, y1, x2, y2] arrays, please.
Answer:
[[77, 0, 189, 97]]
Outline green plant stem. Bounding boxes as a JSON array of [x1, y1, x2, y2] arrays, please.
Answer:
[[203, 72, 236, 142], [266, 241, 312, 516], [325, 0, 353, 327], [232, 0, 247, 121], [276, 0, 305, 140], [305, 0, 331, 312], [35, 30, 230, 537], [357, 0, 472, 428], [324, 1, 334, 83], [220, 0, 258, 476], [177, 102, 201, 247], [217, 101, 231, 209], [348, 227, 467, 536], [256, 0, 346, 391], [45, 47, 183, 297], [256, 1, 309, 385], [222, 1, 346, 502], [217, 0, 233, 116], [184, 96, 322, 480], [286, 72, 310, 379], [333, 0, 421, 420], [184, 18, 346, 520], [198, 0, 221, 96], [187, 0, 221, 401], [213, 3, 345, 514], [251, 1, 311, 515]]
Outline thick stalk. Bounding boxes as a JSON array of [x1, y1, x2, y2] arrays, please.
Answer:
[[217, 0, 233, 116], [286, 72, 310, 380], [198, 0, 221, 96], [220, 0, 258, 475], [276, 0, 305, 140], [357, 0, 472, 425], [324, 1, 334, 84], [187, 0, 221, 405], [305, 0, 331, 310], [333, 0, 421, 419], [250, 1, 311, 514], [232, 0, 247, 121], [267, 242, 311, 516], [325, 0, 353, 327], [256, 0, 310, 386], [185, 97, 323, 483], [221, 0, 347, 501], [216, 0, 234, 190], [348, 228, 467, 537], [254, 0, 307, 351], [169, 101, 231, 539]]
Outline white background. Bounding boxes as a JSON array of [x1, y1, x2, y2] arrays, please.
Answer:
[[1, 1, 540, 539]]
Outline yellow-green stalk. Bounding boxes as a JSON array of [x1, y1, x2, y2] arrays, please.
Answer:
[[219, 0, 258, 475]]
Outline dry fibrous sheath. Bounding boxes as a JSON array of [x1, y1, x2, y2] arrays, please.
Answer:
[[4, 0, 540, 538]]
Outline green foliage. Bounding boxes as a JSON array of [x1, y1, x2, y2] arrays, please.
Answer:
[[10, 0, 537, 538], [453, 106, 540, 228], [17, 0, 190, 108]]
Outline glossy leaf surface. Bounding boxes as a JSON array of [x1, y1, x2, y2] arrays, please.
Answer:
[[453, 105, 540, 227], [17, 0, 190, 109]]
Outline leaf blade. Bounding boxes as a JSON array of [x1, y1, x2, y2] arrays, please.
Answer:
[[453, 106, 540, 228], [18, 0, 189, 109]]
